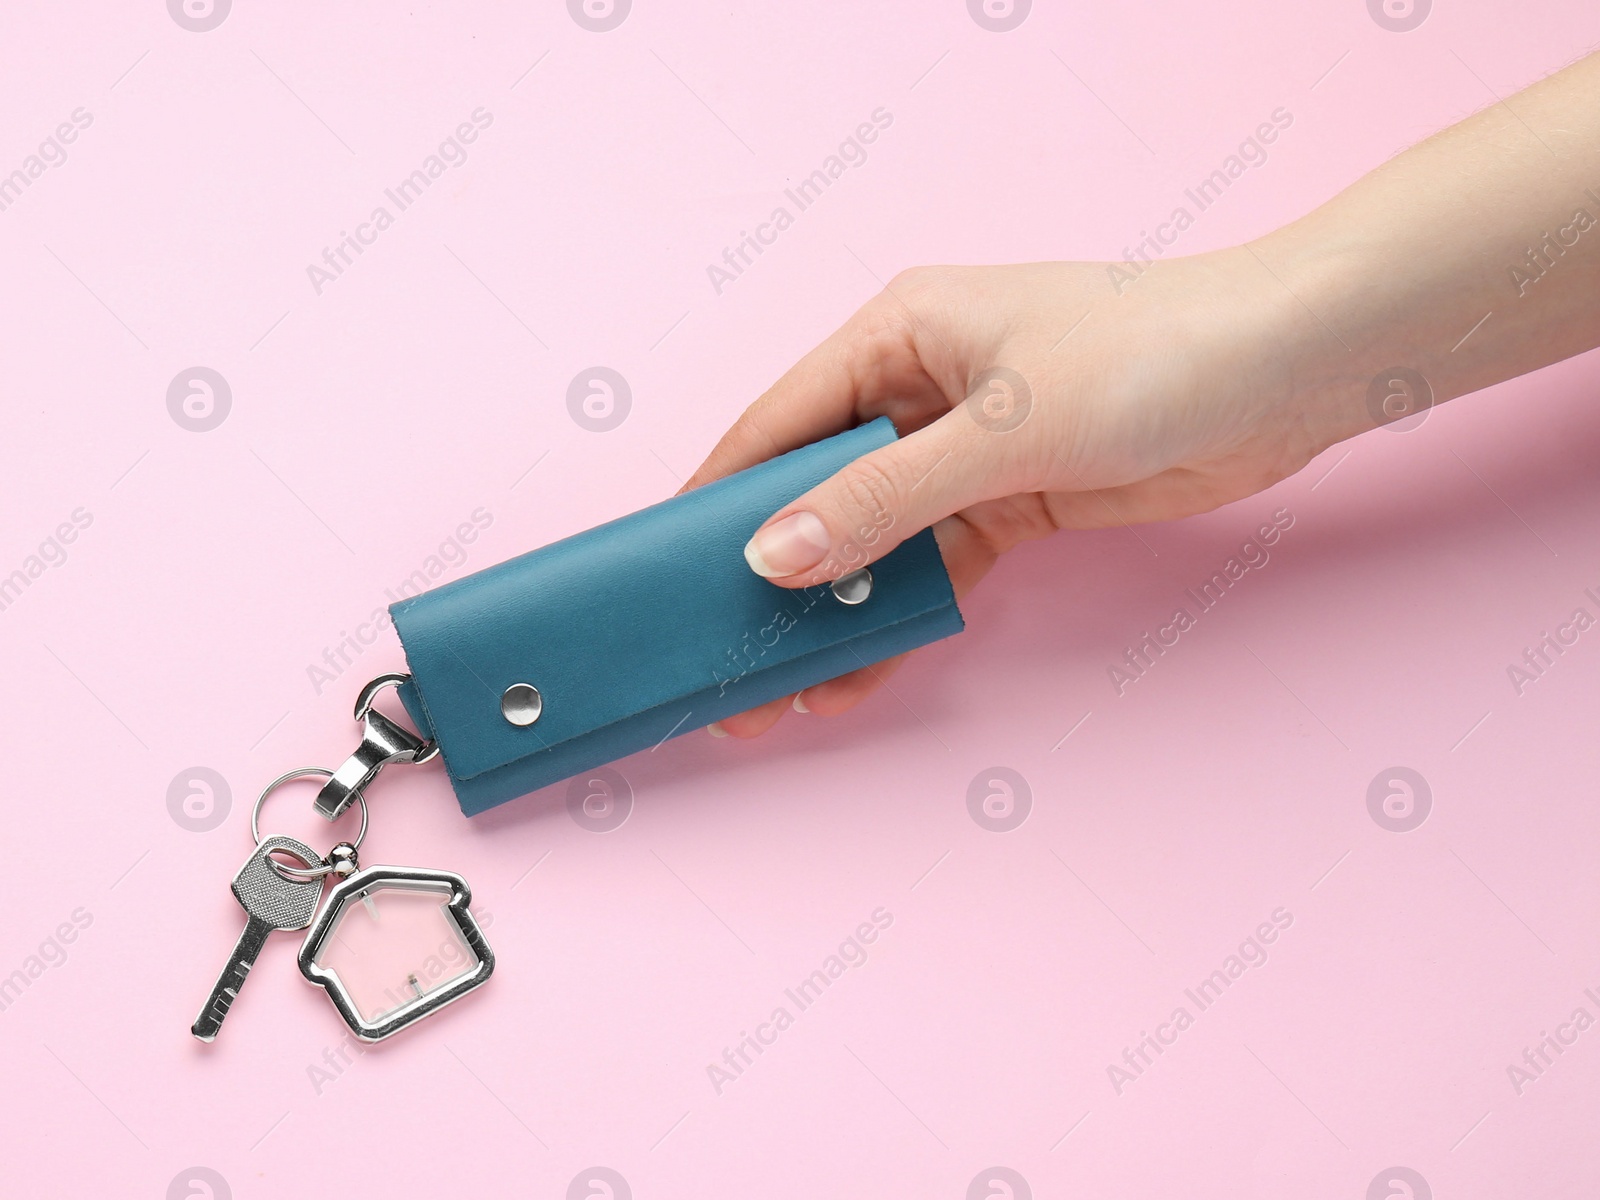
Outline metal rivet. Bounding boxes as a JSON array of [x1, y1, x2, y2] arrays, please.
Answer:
[[831, 567, 873, 605], [500, 683, 543, 726]]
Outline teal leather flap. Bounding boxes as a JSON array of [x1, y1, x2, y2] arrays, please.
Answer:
[[391, 418, 964, 813]]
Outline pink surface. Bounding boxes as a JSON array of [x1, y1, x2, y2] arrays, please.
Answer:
[[2, 2, 1598, 1197]]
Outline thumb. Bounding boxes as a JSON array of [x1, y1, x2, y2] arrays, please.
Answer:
[[742, 409, 1006, 588]]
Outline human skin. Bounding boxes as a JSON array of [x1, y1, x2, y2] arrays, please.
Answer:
[[684, 50, 1600, 738]]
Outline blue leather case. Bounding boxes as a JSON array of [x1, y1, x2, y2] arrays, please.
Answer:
[[390, 417, 964, 815]]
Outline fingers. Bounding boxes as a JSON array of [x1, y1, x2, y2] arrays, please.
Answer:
[[705, 514, 993, 738], [707, 652, 911, 740], [680, 318, 884, 494], [681, 287, 950, 494], [793, 652, 909, 716], [710, 692, 794, 739], [741, 406, 1019, 587]]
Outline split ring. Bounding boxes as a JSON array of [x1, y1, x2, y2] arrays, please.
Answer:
[[250, 766, 368, 881]]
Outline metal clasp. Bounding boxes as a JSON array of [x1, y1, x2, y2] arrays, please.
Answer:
[[313, 674, 438, 820]]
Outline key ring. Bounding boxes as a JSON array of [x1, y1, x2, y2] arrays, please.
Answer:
[[251, 766, 368, 881]]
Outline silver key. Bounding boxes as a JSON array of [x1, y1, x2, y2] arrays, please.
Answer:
[[191, 836, 326, 1042]]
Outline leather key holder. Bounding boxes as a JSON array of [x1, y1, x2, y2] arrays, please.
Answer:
[[191, 419, 961, 1045], [387, 417, 965, 815]]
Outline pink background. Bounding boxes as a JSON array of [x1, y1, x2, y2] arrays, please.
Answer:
[[3, 2, 1598, 1196]]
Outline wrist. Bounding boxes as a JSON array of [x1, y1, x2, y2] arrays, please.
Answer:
[[1232, 226, 1401, 458]]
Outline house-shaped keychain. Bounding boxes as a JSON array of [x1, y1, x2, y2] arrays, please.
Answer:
[[299, 864, 494, 1041]]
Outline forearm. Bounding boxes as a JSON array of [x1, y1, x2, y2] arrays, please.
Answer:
[[1253, 50, 1600, 451]]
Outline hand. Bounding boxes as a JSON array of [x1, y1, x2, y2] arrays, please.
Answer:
[[683, 248, 1321, 735], [685, 50, 1600, 738]]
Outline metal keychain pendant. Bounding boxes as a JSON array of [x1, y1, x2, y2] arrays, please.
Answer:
[[298, 859, 494, 1042], [190, 675, 492, 1044]]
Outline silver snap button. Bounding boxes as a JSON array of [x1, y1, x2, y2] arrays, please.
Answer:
[[500, 683, 543, 726], [831, 567, 873, 605]]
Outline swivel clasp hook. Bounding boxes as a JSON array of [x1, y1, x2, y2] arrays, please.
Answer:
[[313, 674, 438, 820]]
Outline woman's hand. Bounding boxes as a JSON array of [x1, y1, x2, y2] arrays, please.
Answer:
[[683, 248, 1324, 734], [685, 50, 1600, 737]]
